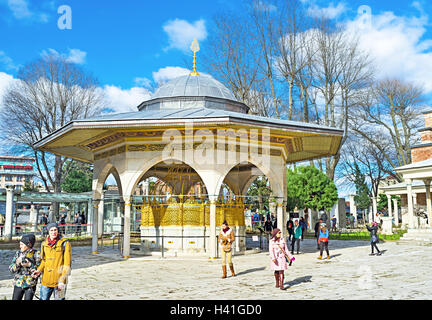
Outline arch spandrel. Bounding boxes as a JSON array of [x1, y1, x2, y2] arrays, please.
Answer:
[[93, 162, 123, 200], [215, 155, 286, 200], [123, 154, 208, 199]]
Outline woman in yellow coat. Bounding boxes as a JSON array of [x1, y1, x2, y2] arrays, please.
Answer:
[[32, 222, 71, 300]]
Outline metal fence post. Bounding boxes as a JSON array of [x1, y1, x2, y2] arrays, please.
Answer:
[[161, 235, 164, 258], [216, 235, 219, 259]]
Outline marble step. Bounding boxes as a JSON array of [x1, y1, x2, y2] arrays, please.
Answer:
[[396, 239, 432, 246]]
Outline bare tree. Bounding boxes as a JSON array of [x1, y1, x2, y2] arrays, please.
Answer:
[[203, 11, 272, 116], [249, 0, 283, 118], [274, 0, 311, 120], [339, 135, 393, 197], [350, 78, 425, 181], [1, 54, 104, 218]]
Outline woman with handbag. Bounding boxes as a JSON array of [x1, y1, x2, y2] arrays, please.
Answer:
[[219, 220, 236, 278], [269, 228, 294, 290]]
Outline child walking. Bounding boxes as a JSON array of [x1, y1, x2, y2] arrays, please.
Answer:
[[317, 223, 330, 260]]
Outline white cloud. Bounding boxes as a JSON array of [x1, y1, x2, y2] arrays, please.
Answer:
[[0, 70, 151, 115], [0, 71, 17, 104], [41, 48, 87, 65], [152, 66, 190, 84], [162, 18, 207, 52], [65, 49, 87, 65], [253, 0, 277, 12], [7, 0, 32, 19], [134, 77, 153, 88], [0, 51, 19, 71], [6, 0, 50, 22], [101, 85, 152, 113], [307, 2, 346, 19], [344, 8, 432, 93]]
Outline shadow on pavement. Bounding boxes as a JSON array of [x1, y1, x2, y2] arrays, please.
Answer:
[[236, 267, 266, 276], [283, 275, 312, 289], [0, 245, 125, 281]]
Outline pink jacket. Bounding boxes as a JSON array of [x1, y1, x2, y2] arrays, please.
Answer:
[[269, 238, 293, 271]]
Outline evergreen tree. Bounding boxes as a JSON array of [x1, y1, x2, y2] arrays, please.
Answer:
[[353, 162, 371, 213], [286, 166, 338, 212], [61, 160, 92, 193]]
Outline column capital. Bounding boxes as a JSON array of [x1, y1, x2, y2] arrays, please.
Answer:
[[405, 178, 412, 185]]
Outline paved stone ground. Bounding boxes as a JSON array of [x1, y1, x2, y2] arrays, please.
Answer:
[[0, 239, 431, 300]]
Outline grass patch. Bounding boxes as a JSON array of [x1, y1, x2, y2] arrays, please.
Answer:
[[304, 228, 408, 241]]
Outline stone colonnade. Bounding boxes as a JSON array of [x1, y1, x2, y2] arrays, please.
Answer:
[[385, 178, 432, 230]]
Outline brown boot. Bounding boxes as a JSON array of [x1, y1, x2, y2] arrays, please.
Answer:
[[221, 265, 227, 279], [274, 271, 279, 288], [229, 263, 236, 277], [279, 272, 285, 290]]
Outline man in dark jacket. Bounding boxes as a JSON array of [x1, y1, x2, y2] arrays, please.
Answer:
[[264, 219, 273, 233], [40, 214, 49, 236], [74, 213, 82, 236], [286, 219, 294, 243], [314, 219, 323, 250], [59, 214, 66, 234]]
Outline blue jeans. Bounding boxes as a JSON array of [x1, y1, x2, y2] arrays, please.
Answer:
[[40, 285, 65, 300]]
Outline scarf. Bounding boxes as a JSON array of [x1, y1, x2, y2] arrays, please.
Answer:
[[47, 235, 60, 247], [222, 227, 230, 233]]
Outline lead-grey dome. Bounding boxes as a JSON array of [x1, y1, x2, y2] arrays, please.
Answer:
[[151, 74, 237, 101], [137, 74, 249, 114]]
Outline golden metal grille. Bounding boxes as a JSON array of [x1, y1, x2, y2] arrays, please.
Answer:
[[135, 197, 245, 227]]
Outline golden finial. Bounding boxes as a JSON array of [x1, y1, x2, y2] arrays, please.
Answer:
[[190, 38, 200, 76]]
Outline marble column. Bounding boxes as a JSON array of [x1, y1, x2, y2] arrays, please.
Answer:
[[406, 179, 415, 229], [386, 193, 392, 221], [29, 203, 37, 232], [276, 198, 286, 238], [122, 196, 132, 259], [392, 198, 399, 225], [91, 199, 100, 254], [412, 192, 418, 228], [209, 195, 217, 259], [98, 192, 104, 236], [4, 185, 14, 241], [424, 179, 432, 228]]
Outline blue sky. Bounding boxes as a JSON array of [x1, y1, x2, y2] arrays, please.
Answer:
[[1, 0, 432, 195], [2, 0, 432, 96]]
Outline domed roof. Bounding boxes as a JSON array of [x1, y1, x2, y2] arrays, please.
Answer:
[[151, 74, 238, 101]]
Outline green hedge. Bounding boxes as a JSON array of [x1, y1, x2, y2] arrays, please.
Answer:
[[304, 229, 407, 241]]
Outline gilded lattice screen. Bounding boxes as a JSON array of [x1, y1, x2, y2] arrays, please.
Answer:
[[135, 198, 245, 227]]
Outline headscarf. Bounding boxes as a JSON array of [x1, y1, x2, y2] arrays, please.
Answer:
[[222, 220, 229, 233], [271, 228, 281, 241]]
